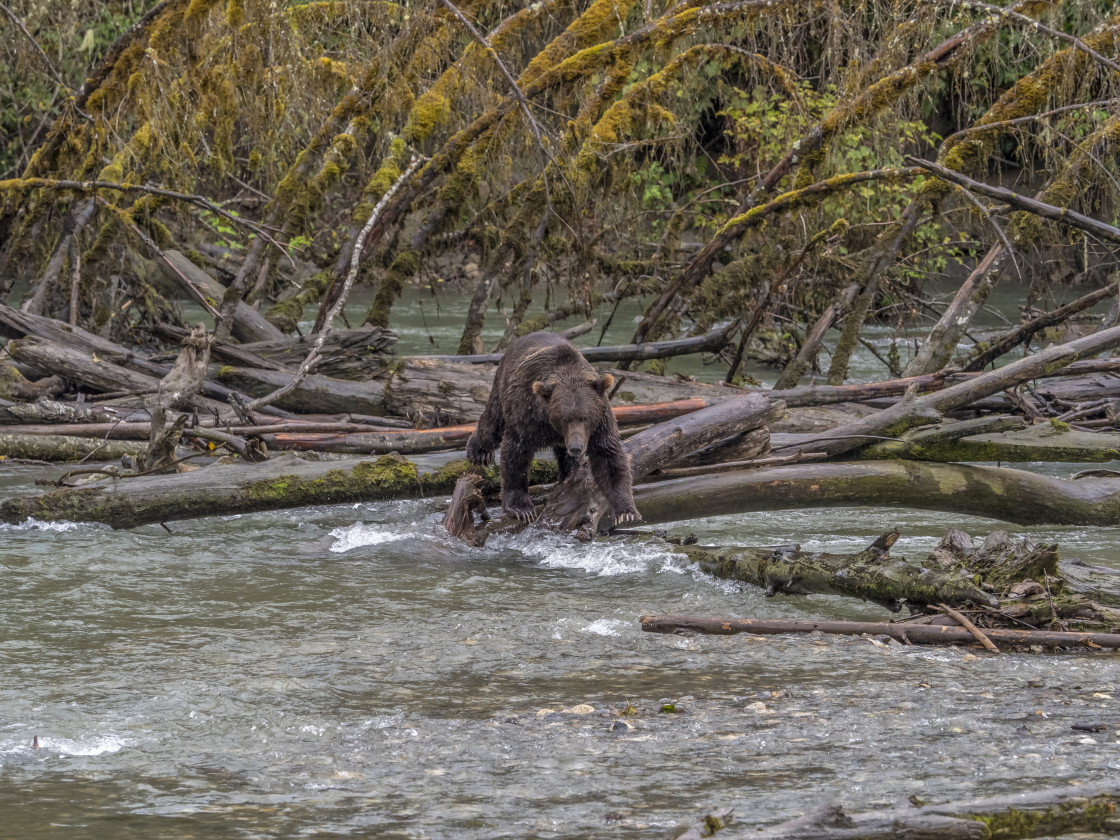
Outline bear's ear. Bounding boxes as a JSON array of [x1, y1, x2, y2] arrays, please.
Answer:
[[591, 373, 614, 396], [532, 380, 554, 400]]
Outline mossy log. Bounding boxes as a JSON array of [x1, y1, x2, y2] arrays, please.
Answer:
[[0, 432, 156, 462], [705, 782, 1120, 840], [670, 526, 1118, 629], [631, 461, 1120, 528], [675, 530, 993, 610], [0, 453, 554, 529], [860, 416, 1120, 462], [771, 322, 1120, 461]]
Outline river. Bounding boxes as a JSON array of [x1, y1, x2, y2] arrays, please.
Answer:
[[2, 285, 1119, 838]]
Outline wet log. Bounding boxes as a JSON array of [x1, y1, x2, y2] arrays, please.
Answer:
[[259, 426, 476, 454], [6, 336, 231, 414], [861, 416, 1120, 462], [153, 322, 291, 371], [160, 249, 285, 343], [631, 461, 1120, 528], [209, 365, 390, 416], [237, 325, 397, 379], [672, 530, 992, 610], [721, 781, 1120, 840], [0, 453, 553, 529], [0, 400, 150, 425], [0, 432, 156, 462], [770, 322, 1120, 460], [640, 616, 1120, 649], [669, 526, 1118, 628]]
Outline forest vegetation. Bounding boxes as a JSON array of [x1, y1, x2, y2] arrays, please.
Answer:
[[1, 0, 1117, 380]]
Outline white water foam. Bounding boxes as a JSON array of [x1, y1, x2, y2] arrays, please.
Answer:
[[487, 529, 686, 577], [2, 734, 131, 756], [3, 518, 90, 532], [580, 619, 628, 637], [328, 523, 408, 553]]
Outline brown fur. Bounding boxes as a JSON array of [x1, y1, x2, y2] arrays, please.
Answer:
[[467, 332, 639, 524]]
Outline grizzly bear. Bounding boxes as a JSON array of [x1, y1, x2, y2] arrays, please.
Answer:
[[466, 332, 640, 526]]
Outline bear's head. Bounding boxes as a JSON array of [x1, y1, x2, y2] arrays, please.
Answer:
[[531, 373, 614, 457]]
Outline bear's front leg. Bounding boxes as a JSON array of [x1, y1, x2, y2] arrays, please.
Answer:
[[589, 433, 640, 526], [553, 446, 579, 481], [466, 401, 504, 466], [500, 437, 537, 521]]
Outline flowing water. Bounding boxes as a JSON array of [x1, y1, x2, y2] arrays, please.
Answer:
[[3, 286, 1120, 838]]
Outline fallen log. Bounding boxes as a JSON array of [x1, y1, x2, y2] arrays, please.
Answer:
[[770, 322, 1120, 460], [714, 782, 1120, 840], [671, 526, 1117, 628], [861, 416, 1120, 463], [0, 400, 150, 425], [0, 453, 557, 529], [236, 325, 397, 380], [409, 326, 730, 365], [0, 432, 158, 462], [640, 615, 1120, 649], [631, 461, 1120, 528], [673, 530, 993, 610], [160, 249, 285, 343]]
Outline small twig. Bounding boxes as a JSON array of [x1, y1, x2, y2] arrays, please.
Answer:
[[0, 2, 93, 124], [934, 0, 1120, 76], [938, 603, 1001, 654], [953, 182, 1022, 281]]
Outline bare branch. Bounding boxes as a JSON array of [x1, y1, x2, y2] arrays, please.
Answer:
[[244, 156, 427, 412], [907, 157, 1120, 245]]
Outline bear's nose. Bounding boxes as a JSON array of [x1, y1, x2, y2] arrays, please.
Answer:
[[567, 443, 584, 457]]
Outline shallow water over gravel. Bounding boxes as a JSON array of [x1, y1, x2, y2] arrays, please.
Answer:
[[3, 460, 1120, 839]]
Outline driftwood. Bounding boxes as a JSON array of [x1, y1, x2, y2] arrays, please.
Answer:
[[237, 326, 397, 380], [725, 782, 1120, 840], [860, 416, 1120, 462], [159, 249, 284, 343], [410, 326, 730, 365], [0, 432, 159, 462], [631, 461, 1120, 528], [672, 530, 993, 610], [770, 322, 1120, 460], [641, 616, 1120, 649], [668, 526, 1117, 629], [0, 453, 539, 528]]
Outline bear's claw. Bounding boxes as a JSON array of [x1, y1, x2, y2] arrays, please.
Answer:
[[467, 447, 493, 466], [612, 510, 642, 526], [506, 506, 537, 522]]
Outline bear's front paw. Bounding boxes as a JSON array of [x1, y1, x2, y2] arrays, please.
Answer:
[[466, 444, 493, 466], [612, 508, 642, 527], [503, 500, 537, 522]]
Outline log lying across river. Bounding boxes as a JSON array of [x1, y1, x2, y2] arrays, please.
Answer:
[[8, 455, 1120, 530]]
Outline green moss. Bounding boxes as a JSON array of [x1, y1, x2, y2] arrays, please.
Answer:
[[265, 271, 331, 333], [363, 249, 421, 328]]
